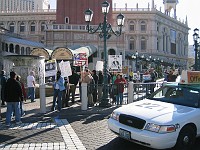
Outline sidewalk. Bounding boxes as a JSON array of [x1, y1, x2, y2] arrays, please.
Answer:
[[0, 96, 117, 150]]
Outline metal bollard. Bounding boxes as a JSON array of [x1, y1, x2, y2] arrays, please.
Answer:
[[128, 81, 134, 103], [39, 84, 46, 113], [81, 83, 88, 110]]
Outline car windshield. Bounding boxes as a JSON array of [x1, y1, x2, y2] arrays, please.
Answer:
[[148, 85, 200, 108]]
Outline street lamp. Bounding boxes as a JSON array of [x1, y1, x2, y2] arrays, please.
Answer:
[[135, 51, 138, 71], [84, 1, 125, 107], [193, 28, 200, 71]]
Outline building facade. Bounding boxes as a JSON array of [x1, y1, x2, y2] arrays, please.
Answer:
[[0, 0, 190, 71], [56, 0, 113, 25], [0, 0, 50, 12]]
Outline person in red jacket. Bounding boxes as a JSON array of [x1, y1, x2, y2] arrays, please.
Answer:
[[114, 74, 127, 105]]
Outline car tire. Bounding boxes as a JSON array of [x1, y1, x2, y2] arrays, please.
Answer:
[[175, 126, 196, 150]]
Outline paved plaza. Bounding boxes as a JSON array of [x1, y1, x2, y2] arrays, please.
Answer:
[[0, 95, 118, 150]]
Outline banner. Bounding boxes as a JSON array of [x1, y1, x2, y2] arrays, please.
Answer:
[[59, 60, 72, 77], [45, 59, 57, 82], [96, 61, 103, 71], [108, 55, 122, 72], [73, 53, 88, 67]]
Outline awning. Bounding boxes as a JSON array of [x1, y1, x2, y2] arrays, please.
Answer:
[[30, 48, 53, 60], [4, 36, 45, 48]]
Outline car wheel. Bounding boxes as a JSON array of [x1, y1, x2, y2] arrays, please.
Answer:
[[175, 126, 196, 150]]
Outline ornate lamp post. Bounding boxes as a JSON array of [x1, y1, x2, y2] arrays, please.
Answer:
[[193, 28, 200, 71], [84, 1, 125, 107]]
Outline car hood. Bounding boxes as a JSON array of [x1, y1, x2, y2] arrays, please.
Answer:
[[115, 99, 196, 124]]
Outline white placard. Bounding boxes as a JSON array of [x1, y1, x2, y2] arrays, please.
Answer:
[[59, 60, 72, 77], [108, 55, 122, 72], [96, 61, 103, 71]]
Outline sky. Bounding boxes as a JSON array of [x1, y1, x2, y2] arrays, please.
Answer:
[[49, 0, 200, 45]]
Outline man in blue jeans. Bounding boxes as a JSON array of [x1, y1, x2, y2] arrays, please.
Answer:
[[27, 71, 36, 102], [4, 71, 23, 127], [51, 71, 65, 111]]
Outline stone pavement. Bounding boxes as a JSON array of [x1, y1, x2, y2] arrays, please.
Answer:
[[0, 96, 117, 150]]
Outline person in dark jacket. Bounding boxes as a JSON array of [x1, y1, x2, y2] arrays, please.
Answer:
[[92, 70, 99, 103], [4, 71, 23, 127], [1, 70, 7, 106], [97, 71, 103, 101], [68, 69, 80, 103]]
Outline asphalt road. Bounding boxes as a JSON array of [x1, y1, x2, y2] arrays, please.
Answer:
[[66, 113, 200, 150]]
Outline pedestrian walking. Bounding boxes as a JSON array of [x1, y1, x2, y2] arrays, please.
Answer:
[[4, 71, 23, 127], [16, 75, 26, 116], [27, 71, 36, 102], [114, 74, 126, 106], [1, 70, 7, 106], [51, 71, 65, 111], [68, 68, 80, 104]]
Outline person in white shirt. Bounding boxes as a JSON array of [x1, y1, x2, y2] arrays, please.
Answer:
[[27, 71, 36, 102]]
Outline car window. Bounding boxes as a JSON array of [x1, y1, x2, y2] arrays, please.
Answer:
[[149, 85, 200, 108]]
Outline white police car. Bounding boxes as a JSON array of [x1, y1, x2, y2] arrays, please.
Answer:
[[108, 70, 200, 149]]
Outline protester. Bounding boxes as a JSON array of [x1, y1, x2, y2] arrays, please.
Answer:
[[68, 68, 80, 104], [82, 69, 94, 107], [4, 71, 23, 127], [111, 73, 117, 104], [62, 77, 70, 107], [149, 68, 156, 94], [135, 71, 141, 92], [51, 71, 65, 111], [1, 70, 7, 106], [114, 74, 127, 106], [16, 75, 26, 116], [97, 71, 103, 102], [129, 70, 134, 81], [91, 70, 98, 104], [27, 71, 36, 102], [167, 69, 177, 82]]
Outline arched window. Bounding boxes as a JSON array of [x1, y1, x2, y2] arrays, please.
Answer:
[[129, 21, 135, 31], [41, 22, 46, 32], [141, 37, 146, 51], [26, 47, 31, 54], [101, 52, 104, 60], [2, 42, 5, 51], [140, 21, 146, 32], [5, 44, 9, 52], [15, 45, 20, 54], [0, 23, 4, 28], [129, 37, 135, 50], [30, 22, 36, 33], [21, 47, 25, 55], [20, 22, 25, 32], [9, 22, 15, 32], [108, 49, 115, 55], [9, 44, 14, 53]]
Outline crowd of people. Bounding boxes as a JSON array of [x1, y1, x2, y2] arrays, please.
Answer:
[[0, 66, 180, 127]]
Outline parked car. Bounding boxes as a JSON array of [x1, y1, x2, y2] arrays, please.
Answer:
[[108, 71, 200, 150]]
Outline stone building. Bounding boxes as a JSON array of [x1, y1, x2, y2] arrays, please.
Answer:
[[0, 0, 189, 71]]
